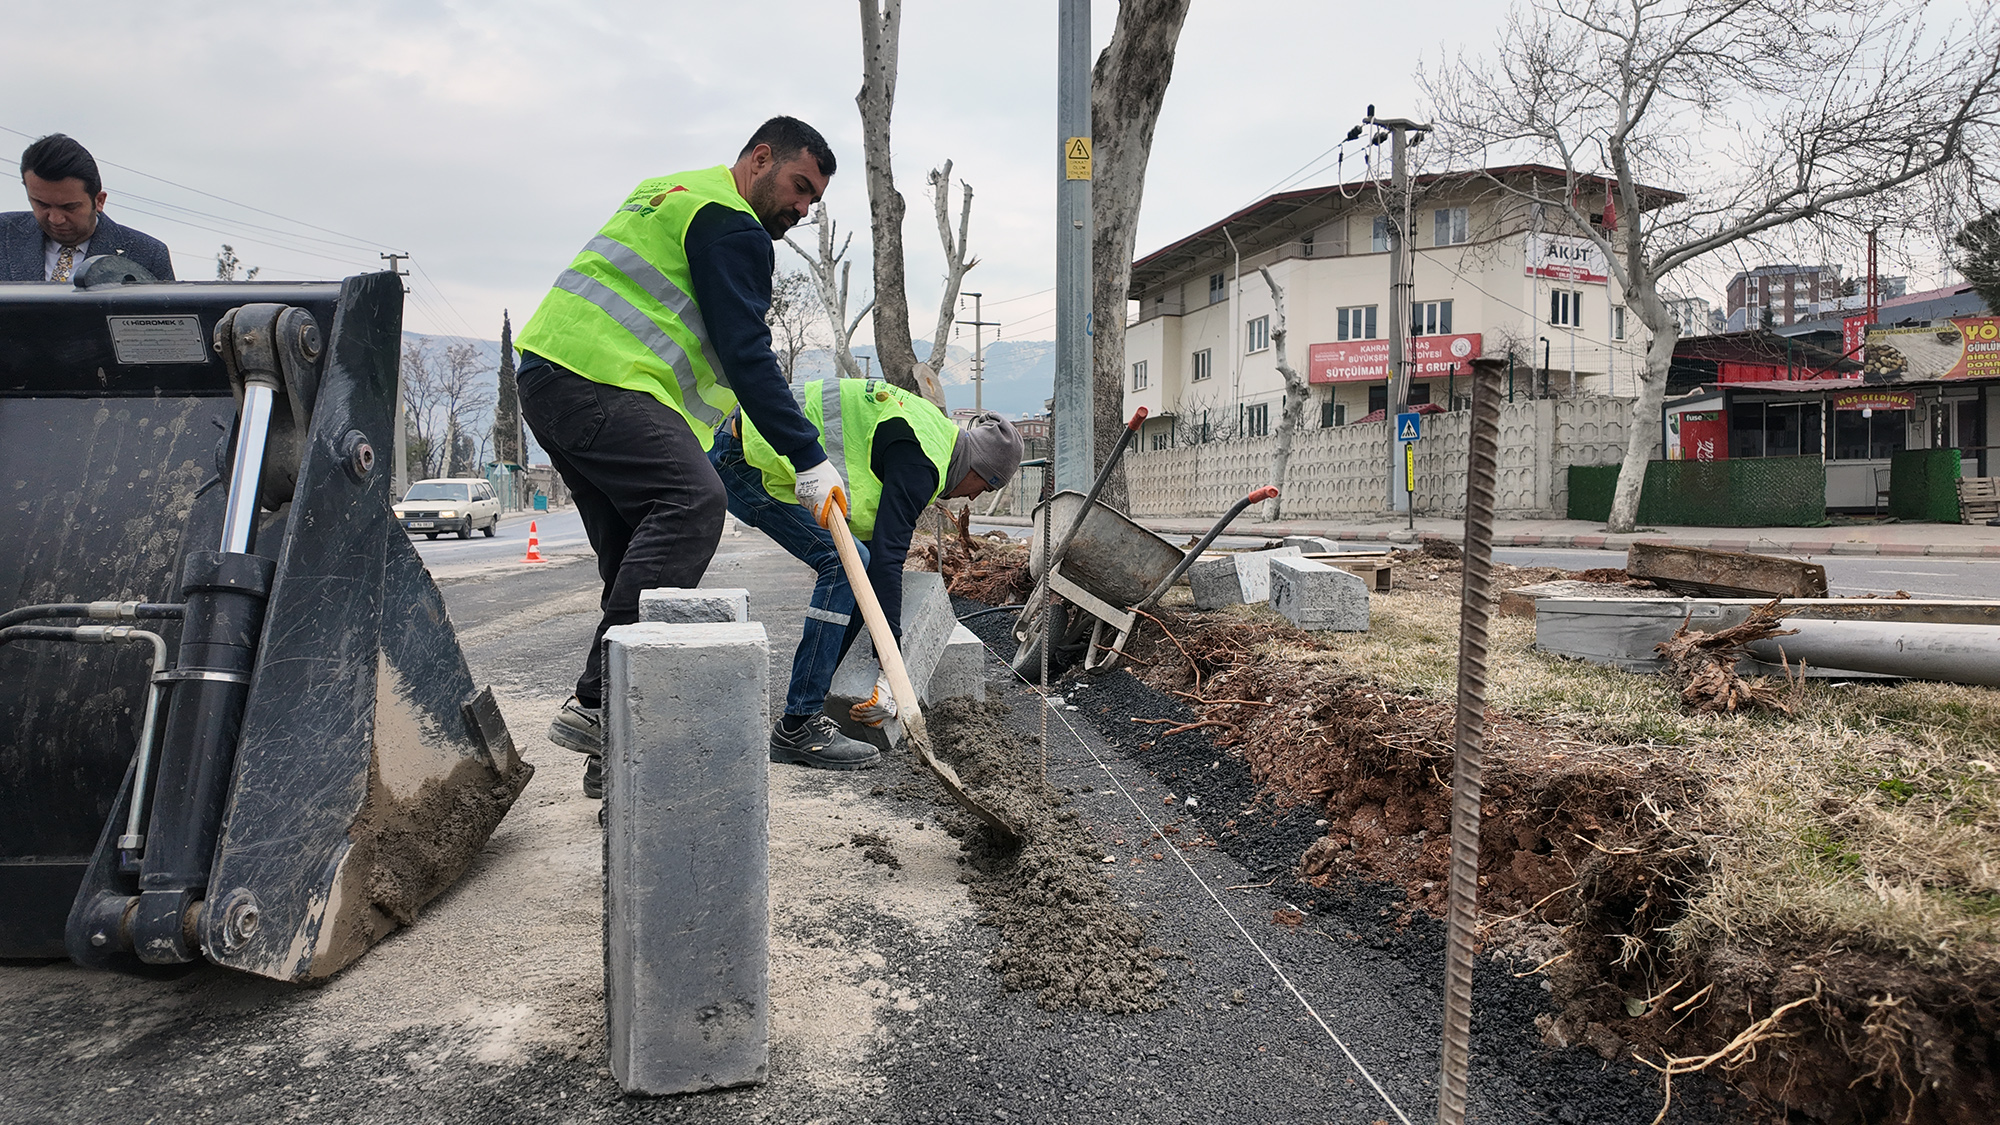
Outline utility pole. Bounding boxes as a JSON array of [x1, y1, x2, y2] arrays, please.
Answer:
[[1359, 107, 1431, 512], [959, 292, 1001, 411], [1053, 0, 1093, 491], [380, 252, 410, 292]]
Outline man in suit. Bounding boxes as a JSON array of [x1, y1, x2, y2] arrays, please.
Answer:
[[2, 134, 173, 282]]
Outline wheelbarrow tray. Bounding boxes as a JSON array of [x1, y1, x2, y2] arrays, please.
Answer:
[[1029, 491, 1184, 611]]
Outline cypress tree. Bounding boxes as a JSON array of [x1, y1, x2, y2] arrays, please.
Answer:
[[493, 310, 522, 464]]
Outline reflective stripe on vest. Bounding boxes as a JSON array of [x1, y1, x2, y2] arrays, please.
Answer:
[[514, 165, 754, 445], [739, 378, 959, 540]]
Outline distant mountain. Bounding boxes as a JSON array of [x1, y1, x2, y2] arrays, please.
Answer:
[[790, 338, 1055, 418]]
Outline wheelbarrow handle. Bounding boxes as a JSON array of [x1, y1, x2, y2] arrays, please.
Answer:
[[1134, 485, 1281, 612]]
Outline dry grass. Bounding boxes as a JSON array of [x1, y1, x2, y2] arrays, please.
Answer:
[[1222, 582, 2000, 972]]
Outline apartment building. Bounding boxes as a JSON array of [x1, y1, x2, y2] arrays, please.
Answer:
[[1723, 264, 1843, 330], [1121, 165, 1672, 451]]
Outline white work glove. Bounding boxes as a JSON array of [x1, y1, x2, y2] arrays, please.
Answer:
[[849, 671, 898, 727], [792, 460, 849, 529]]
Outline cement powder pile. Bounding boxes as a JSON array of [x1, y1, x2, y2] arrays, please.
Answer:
[[926, 698, 1171, 1013]]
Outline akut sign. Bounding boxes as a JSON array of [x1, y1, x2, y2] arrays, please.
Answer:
[[1524, 234, 1610, 284]]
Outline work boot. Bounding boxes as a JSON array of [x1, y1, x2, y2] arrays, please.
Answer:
[[549, 696, 602, 755], [582, 753, 604, 800], [769, 714, 882, 771]]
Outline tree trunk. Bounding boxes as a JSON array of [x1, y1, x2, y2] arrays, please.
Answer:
[[1089, 0, 1192, 511], [1607, 279, 1680, 532], [1256, 267, 1309, 521], [924, 161, 975, 371], [857, 0, 919, 392], [787, 206, 870, 379]]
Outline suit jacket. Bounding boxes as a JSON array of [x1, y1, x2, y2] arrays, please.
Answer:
[[0, 210, 175, 282]]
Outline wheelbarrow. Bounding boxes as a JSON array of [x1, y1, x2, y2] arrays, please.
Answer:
[[1011, 408, 1276, 676]]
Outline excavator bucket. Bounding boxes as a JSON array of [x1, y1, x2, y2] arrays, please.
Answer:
[[0, 270, 530, 981]]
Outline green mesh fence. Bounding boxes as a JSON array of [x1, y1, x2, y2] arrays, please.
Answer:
[[1888, 448, 1964, 522], [1567, 459, 1827, 526], [1567, 465, 1621, 521]]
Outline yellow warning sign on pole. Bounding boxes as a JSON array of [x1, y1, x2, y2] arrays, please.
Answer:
[[1064, 136, 1092, 180], [1404, 441, 1416, 492]]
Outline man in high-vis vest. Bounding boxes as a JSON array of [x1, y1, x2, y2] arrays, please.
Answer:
[[514, 116, 850, 797], [711, 378, 1023, 770]]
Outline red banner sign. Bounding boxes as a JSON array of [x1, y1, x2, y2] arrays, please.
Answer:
[[1842, 315, 1868, 361], [1308, 333, 1482, 383], [1833, 390, 1915, 412]]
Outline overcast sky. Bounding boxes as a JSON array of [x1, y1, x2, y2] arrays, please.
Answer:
[[2, 0, 1971, 356]]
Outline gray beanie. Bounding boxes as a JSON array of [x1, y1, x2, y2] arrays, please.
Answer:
[[945, 411, 1025, 493]]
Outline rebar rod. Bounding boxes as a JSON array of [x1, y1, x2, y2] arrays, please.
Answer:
[[1437, 355, 1506, 1125]]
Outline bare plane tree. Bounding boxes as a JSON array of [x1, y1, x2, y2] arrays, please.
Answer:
[[1255, 267, 1310, 520], [856, 0, 920, 392], [766, 269, 825, 382], [923, 160, 977, 372], [786, 204, 874, 380], [401, 340, 494, 480], [1090, 0, 1193, 510], [1426, 0, 2000, 532]]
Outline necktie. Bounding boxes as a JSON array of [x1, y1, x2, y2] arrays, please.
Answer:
[[51, 244, 75, 283]]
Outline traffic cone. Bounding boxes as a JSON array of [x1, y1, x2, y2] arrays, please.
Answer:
[[522, 521, 545, 563]]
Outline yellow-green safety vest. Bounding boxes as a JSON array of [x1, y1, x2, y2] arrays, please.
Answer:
[[515, 165, 755, 447], [740, 378, 960, 540]]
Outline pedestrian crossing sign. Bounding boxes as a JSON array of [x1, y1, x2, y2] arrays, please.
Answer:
[[1396, 412, 1422, 441]]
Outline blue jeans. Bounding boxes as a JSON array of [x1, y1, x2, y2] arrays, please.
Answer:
[[710, 430, 872, 718]]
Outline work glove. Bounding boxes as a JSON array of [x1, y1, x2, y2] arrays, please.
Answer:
[[849, 671, 898, 727], [793, 460, 849, 529]]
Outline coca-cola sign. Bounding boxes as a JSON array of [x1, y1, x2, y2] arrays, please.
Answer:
[[1308, 334, 1482, 383]]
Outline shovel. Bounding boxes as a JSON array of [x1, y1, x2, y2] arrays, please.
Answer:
[[825, 513, 1024, 847]]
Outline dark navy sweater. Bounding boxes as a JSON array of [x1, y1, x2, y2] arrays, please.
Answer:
[[681, 203, 825, 471]]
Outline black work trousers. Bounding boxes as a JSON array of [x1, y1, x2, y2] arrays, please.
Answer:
[[517, 358, 726, 707]]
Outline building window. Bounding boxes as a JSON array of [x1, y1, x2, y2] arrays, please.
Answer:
[[1433, 207, 1469, 246], [1246, 315, 1270, 353], [1612, 306, 1626, 341], [1131, 360, 1148, 390], [1550, 289, 1584, 327], [1301, 232, 1315, 258], [1208, 272, 1226, 305], [1320, 398, 1345, 428], [1191, 348, 1212, 381], [1371, 215, 1390, 253], [1412, 299, 1453, 336], [1245, 402, 1270, 438], [1150, 431, 1169, 451], [1338, 305, 1378, 341]]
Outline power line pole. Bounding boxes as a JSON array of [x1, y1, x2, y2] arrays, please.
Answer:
[[1054, 0, 1093, 491], [383, 251, 412, 501], [959, 291, 1001, 411], [1360, 106, 1431, 512], [380, 252, 410, 293]]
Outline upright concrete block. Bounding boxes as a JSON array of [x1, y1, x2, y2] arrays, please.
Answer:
[[825, 571, 956, 749], [638, 587, 749, 624], [1268, 557, 1370, 632], [603, 621, 770, 1095], [1188, 546, 1303, 609], [927, 623, 987, 704]]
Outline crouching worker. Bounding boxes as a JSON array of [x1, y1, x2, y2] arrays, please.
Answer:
[[711, 377, 1022, 769]]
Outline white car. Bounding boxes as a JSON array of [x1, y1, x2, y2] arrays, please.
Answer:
[[394, 478, 501, 540]]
